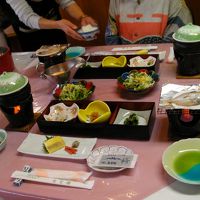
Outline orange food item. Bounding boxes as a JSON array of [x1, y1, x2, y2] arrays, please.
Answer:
[[89, 112, 100, 122]]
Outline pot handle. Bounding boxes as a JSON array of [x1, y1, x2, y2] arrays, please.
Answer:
[[36, 62, 47, 79]]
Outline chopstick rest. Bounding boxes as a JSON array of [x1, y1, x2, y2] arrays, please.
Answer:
[[13, 165, 32, 186]]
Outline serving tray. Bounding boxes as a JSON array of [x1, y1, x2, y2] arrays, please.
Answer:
[[73, 54, 159, 79], [37, 100, 155, 140]]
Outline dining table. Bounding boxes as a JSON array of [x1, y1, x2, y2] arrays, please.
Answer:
[[0, 43, 200, 200]]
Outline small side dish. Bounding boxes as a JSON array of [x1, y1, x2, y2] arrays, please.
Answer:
[[81, 61, 102, 68], [78, 100, 111, 123], [113, 108, 150, 126], [117, 69, 159, 94], [53, 81, 95, 101], [128, 56, 156, 67], [44, 103, 79, 122], [102, 56, 127, 67]]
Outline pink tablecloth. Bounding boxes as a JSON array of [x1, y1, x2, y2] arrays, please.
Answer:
[[0, 43, 199, 200]]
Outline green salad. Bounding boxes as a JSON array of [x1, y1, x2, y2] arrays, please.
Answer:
[[123, 71, 155, 91], [59, 83, 93, 100]]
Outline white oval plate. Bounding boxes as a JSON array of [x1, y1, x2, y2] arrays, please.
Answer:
[[87, 145, 133, 173]]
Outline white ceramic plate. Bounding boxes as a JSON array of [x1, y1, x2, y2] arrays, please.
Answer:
[[18, 133, 97, 160], [86, 61, 102, 68], [113, 108, 150, 125], [162, 138, 200, 184], [87, 145, 133, 172], [128, 56, 156, 67]]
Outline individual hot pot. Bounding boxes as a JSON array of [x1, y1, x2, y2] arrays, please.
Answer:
[[0, 72, 34, 127], [35, 44, 68, 69], [173, 23, 200, 76]]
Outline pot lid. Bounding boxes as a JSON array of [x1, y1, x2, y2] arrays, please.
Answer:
[[173, 23, 200, 43], [35, 44, 68, 57], [0, 72, 28, 96]]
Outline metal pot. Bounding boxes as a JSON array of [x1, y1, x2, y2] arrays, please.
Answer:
[[35, 44, 68, 69], [36, 58, 84, 84]]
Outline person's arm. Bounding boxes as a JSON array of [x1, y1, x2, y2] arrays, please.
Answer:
[[5, 0, 90, 40], [6, 0, 40, 29], [59, 1, 96, 26], [163, 0, 193, 42], [105, 0, 121, 45]]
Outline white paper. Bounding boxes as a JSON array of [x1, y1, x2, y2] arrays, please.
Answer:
[[11, 171, 94, 190], [12, 52, 38, 70], [144, 181, 200, 200], [31, 169, 92, 183], [111, 46, 158, 51], [94, 154, 138, 169]]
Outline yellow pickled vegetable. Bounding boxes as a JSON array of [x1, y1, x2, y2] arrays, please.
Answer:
[[43, 136, 65, 154]]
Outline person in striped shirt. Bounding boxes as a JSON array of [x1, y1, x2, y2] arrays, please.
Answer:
[[105, 0, 193, 44]]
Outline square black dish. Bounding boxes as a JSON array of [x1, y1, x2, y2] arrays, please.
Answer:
[[73, 54, 159, 79], [37, 100, 155, 140]]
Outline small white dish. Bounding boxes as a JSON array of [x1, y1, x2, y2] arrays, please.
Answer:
[[162, 138, 200, 184], [113, 108, 150, 125], [0, 129, 7, 152], [44, 103, 79, 122], [86, 61, 102, 68], [18, 133, 97, 160], [128, 56, 156, 67], [87, 145, 134, 172]]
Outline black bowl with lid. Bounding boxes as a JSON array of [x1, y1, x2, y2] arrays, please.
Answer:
[[173, 23, 200, 76], [0, 72, 34, 127]]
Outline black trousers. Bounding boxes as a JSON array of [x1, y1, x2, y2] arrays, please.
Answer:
[[15, 28, 68, 51]]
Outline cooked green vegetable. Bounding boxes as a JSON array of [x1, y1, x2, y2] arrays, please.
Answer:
[[124, 113, 139, 126]]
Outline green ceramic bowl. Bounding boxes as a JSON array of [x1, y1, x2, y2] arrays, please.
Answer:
[[173, 23, 200, 43], [162, 138, 200, 184]]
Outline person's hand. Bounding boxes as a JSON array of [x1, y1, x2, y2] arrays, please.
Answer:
[[80, 15, 97, 27], [57, 19, 84, 40]]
